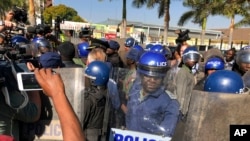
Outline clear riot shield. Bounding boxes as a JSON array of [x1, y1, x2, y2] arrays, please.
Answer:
[[21, 68, 85, 141], [172, 90, 250, 141], [108, 67, 129, 129]]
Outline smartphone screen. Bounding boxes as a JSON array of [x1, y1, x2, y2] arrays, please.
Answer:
[[17, 73, 42, 91]]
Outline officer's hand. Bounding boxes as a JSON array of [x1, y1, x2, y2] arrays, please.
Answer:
[[34, 68, 65, 98], [4, 20, 16, 28]]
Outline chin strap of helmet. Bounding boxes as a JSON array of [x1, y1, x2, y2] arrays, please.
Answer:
[[1, 53, 29, 110]]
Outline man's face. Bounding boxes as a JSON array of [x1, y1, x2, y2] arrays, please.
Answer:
[[185, 60, 197, 68], [141, 74, 163, 94], [225, 50, 234, 62], [239, 62, 250, 73], [6, 10, 14, 21]]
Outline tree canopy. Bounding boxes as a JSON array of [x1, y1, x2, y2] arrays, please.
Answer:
[[43, 4, 86, 24], [0, 0, 27, 18]]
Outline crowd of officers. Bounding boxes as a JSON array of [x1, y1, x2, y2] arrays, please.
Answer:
[[0, 8, 250, 141]]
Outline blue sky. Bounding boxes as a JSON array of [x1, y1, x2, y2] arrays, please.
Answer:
[[53, 0, 243, 30]]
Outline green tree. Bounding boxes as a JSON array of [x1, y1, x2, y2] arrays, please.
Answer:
[[132, 0, 170, 45], [43, 4, 86, 24], [213, 0, 250, 47], [98, 0, 127, 38], [178, 0, 221, 45]]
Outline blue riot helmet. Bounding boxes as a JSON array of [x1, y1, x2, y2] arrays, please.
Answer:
[[149, 44, 171, 58], [11, 36, 29, 47], [31, 38, 51, 55], [77, 42, 90, 57], [205, 57, 225, 71], [36, 38, 51, 48], [85, 61, 110, 86], [133, 44, 144, 52], [31, 37, 42, 44], [145, 44, 153, 51], [204, 70, 244, 94], [137, 51, 168, 77], [108, 40, 120, 50], [125, 37, 136, 48], [182, 46, 200, 63]]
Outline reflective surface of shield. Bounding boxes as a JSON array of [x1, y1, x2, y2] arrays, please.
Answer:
[[21, 68, 85, 141], [172, 90, 250, 141]]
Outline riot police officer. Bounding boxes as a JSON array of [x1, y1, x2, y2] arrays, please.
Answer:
[[126, 51, 180, 137], [124, 37, 137, 51], [164, 46, 200, 117], [233, 46, 250, 76], [106, 40, 124, 68], [73, 42, 90, 67], [83, 61, 110, 141], [194, 56, 225, 90]]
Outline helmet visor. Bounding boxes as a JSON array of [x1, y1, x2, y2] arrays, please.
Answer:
[[236, 50, 250, 64], [183, 53, 200, 63]]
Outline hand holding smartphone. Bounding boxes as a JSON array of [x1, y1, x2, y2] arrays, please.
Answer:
[[17, 72, 42, 91]]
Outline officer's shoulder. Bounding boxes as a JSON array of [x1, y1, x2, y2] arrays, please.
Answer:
[[164, 90, 177, 100]]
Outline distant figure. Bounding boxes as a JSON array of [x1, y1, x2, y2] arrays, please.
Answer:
[[140, 32, 145, 44], [224, 48, 236, 70]]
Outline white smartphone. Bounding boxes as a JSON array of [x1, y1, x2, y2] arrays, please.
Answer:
[[17, 72, 42, 91]]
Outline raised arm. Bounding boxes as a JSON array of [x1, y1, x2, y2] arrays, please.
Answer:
[[34, 68, 85, 141]]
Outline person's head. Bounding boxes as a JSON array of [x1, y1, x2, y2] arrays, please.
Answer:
[[89, 38, 109, 52], [39, 52, 64, 68], [106, 40, 120, 55], [225, 48, 236, 62], [32, 38, 52, 56], [205, 56, 225, 76], [236, 46, 250, 74], [137, 51, 168, 94], [57, 41, 76, 61], [126, 47, 143, 66], [5, 9, 14, 21], [182, 46, 200, 68], [87, 48, 107, 65], [11, 35, 29, 47], [132, 44, 144, 52], [85, 61, 110, 86], [78, 27, 92, 41], [77, 42, 90, 64], [124, 37, 136, 51], [145, 44, 153, 51], [204, 70, 244, 94], [149, 44, 171, 59]]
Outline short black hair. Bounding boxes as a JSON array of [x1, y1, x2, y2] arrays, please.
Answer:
[[57, 41, 76, 59]]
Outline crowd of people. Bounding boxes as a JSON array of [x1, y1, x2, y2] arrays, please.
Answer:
[[0, 7, 250, 141]]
